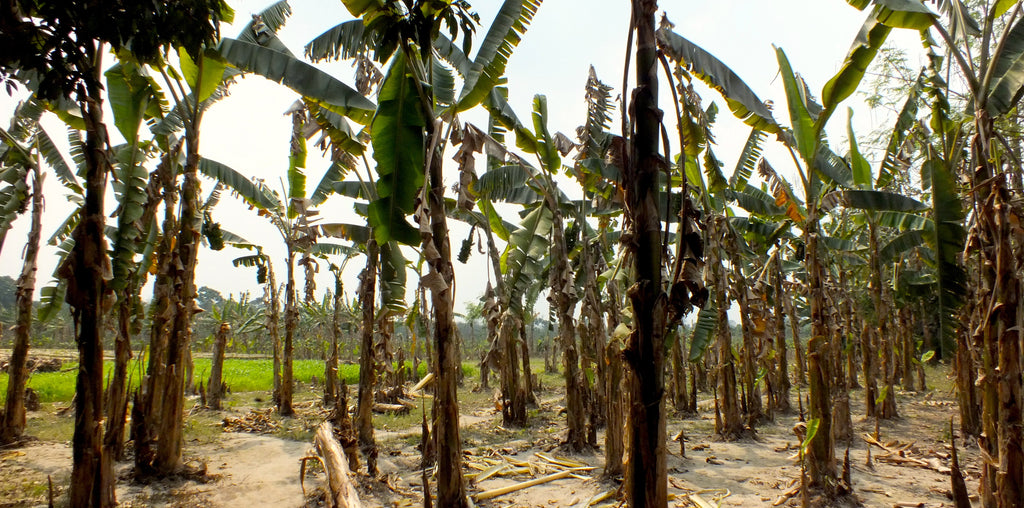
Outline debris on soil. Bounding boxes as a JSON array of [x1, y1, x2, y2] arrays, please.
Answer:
[[862, 434, 952, 474], [464, 451, 595, 502], [373, 386, 417, 414], [1, 357, 63, 373], [222, 408, 280, 434]]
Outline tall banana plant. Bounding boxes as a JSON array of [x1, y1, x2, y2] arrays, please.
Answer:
[[0, 100, 51, 445], [267, 2, 543, 504]]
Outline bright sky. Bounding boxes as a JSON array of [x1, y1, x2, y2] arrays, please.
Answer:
[[0, 0, 930, 317]]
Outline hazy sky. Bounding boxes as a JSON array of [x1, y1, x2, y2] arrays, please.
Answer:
[[0, 0, 929, 316]]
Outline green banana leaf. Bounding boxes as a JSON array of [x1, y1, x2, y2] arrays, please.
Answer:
[[218, 37, 376, 125], [457, 0, 542, 112], [367, 51, 424, 246], [197, 157, 279, 210], [986, 16, 1024, 117], [818, 10, 892, 131], [658, 27, 779, 133], [846, 0, 936, 30]]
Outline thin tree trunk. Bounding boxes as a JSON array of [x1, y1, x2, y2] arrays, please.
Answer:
[[519, 325, 535, 406], [772, 254, 791, 413], [869, 222, 897, 419], [733, 274, 762, 426], [785, 284, 807, 387], [670, 336, 686, 412], [604, 338, 625, 476], [0, 163, 42, 445], [955, 326, 980, 436], [326, 276, 343, 405], [266, 266, 281, 406], [901, 309, 916, 391], [280, 248, 296, 416], [356, 239, 378, 476], [102, 297, 131, 463], [710, 220, 741, 438]]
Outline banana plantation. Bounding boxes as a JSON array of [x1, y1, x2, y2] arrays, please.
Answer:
[[2, 0, 1024, 506]]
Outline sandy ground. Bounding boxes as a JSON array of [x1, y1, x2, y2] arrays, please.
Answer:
[[0, 374, 979, 508]]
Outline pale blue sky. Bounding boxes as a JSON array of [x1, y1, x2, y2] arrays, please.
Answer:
[[0, 0, 929, 316]]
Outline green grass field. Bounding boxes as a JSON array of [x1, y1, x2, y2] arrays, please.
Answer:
[[0, 358, 476, 404]]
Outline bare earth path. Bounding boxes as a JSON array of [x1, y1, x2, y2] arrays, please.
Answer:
[[0, 372, 979, 507]]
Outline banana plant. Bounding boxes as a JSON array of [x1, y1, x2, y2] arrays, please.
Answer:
[[840, 3, 1021, 501], [660, 6, 912, 494], [267, 2, 542, 502], [0, 100, 49, 445]]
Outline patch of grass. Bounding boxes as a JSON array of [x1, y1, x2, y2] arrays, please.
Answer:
[[1, 358, 481, 404], [184, 410, 225, 446], [378, 406, 425, 431], [25, 403, 74, 442], [0, 365, 81, 403]]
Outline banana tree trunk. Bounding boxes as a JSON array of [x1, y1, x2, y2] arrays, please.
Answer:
[[325, 275, 343, 405], [732, 270, 762, 426], [280, 247, 296, 416], [784, 285, 807, 388], [265, 264, 281, 405], [772, 254, 791, 413], [519, 324, 536, 406], [498, 311, 525, 425], [155, 137, 202, 474], [0, 163, 42, 445], [549, 203, 589, 450], [710, 219, 741, 438], [425, 152, 468, 508], [66, 79, 114, 507], [623, 4, 669, 504], [955, 323, 980, 436], [207, 323, 230, 410], [901, 308, 916, 391], [844, 292, 861, 391], [868, 221, 897, 419], [356, 239, 378, 477], [583, 241, 608, 424], [971, 112, 1023, 508], [107, 160, 168, 463], [604, 281, 625, 477], [135, 147, 180, 476], [103, 295, 131, 463], [804, 209, 836, 495]]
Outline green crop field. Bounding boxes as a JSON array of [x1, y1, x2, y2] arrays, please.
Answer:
[[0, 358, 475, 404]]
